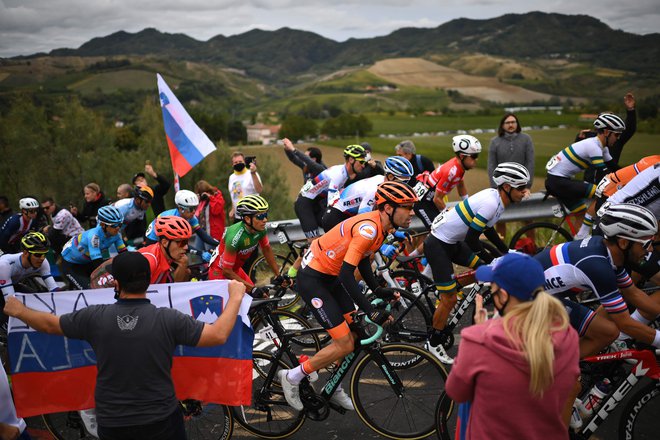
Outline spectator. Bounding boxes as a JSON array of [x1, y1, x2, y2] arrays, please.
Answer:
[[116, 184, 133, 202], [446, 253, 579, 440], [394, 140, 435, 186], [41, 197, 84, 255], [1, 365, 28, 440], [0, 197, 39, 254], [487, 113, 535, 238], [3, 251, 246, 440], [345, 142, 384, 186], [0, 196, 13, 228], [73, 183, 109, 228], [132, 162, 171, 216], [282, 138, 327, 183], [194, 180, 226, 250], [228, 152, 263, 222]]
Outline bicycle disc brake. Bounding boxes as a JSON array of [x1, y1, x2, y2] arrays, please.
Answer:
[[299, 382, 329, 421]]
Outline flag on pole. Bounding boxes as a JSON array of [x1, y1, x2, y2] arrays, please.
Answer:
[[157, 74, 216, 177]]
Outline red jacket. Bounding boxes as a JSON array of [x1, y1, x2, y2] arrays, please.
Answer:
[[196, 188, 225, 241]]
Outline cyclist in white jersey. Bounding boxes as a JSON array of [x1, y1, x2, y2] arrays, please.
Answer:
[[0, 232, 58, 297], [545, 113, 624, 238], [321, 156, 413, 231], [424, 162, 531, 364]]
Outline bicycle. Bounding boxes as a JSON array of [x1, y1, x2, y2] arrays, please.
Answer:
[[231, 310, 451, 439], [508, 193, 580, 255]]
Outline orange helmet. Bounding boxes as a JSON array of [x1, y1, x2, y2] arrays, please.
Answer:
[[154, 216, 192, 240], [375, 181, 418, 206]]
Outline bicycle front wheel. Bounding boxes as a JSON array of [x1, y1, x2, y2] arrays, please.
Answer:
[[249, 254, 298, 308], [230, 351, 305, 439], [351, 343, 451, 440], [42, 412, 96, 440], [508, 222, 573, 255], [618, 380, 660, 440], [181, 400, 233, 440]]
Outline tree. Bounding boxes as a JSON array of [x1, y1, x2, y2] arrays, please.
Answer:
[[227, 120, 247, 145], [321, 113, 372, 137], [279, 115, 317, 141]]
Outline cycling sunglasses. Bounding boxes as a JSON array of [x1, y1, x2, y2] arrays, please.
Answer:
[[102, 222, 122, 229], [178, 206, 196, 213], [254, 212, 268, 220], [627, 236, 654, 251], [171, 238, 189, 247], [24, 209, 38, 214]]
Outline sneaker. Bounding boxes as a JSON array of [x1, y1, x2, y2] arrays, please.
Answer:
[[278, 370, 303, 411], [329, 385, 355, 411], [425, 341, 454, 365]]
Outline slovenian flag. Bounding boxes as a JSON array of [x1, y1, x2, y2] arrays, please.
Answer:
[[157, 74, 216, 177], [7, 280, 253, 418]]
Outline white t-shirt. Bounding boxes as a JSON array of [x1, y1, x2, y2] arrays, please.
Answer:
[[0, 366, 26, 434], [228, 170, 262, 218]]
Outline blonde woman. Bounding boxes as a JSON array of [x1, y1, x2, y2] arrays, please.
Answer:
[[446, 253, 579, 440]]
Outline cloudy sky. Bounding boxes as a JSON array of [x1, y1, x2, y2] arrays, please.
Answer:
[[1, 0, 659, 58]]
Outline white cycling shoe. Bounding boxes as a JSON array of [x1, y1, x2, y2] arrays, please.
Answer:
[[278, 370, 304, 411], [425, 341, 454, 365], [329, 385, 354, 411]]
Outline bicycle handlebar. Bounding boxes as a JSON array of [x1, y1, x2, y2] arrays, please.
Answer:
[[361, 316, 384, 346]]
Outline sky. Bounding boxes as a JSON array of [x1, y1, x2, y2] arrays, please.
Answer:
[[1, 0, 659, 58]]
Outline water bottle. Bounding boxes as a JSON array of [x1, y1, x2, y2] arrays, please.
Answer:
[[582, 379, 611, 415], [299, 355, 319, 382]]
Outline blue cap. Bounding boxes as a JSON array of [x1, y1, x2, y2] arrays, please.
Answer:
[[475, 253, 545, 301]]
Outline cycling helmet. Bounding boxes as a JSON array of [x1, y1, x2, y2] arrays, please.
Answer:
[[593, 113, 625, 133], [134, 185, 154, 202], [598, 203, 657, 240], [452, 135, 482, 155], [154, 215, 193, 240], [343, 144, 368, 160], [19, 197, 39, 210], [174, 190, 199, 210], [384, 156, 414, 181], [236, 194, 269, 217], [375, 181, 418, 206], [97, 205, 124, 226], [21, 232, 50, 254], [492, 162, 530, 187]]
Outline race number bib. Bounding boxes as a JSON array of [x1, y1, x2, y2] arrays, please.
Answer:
[[300, 180, 314, 194], [545, 155, 560, 171], [430, 209, 449, 231], [301, 248, 314, 269], [594, 176, 611, 198], [413, 181, 429, 199]]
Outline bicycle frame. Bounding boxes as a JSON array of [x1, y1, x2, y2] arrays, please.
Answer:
[[576, 348, 660, 438]]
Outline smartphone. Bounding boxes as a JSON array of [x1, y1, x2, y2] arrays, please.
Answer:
[[245, 156, 256, 166]]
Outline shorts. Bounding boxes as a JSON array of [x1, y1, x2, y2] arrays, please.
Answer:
[[321, 206, 351, 232], [297, 266, 355, 339], [294, 196, 326, 239], [414, 200, 441, 230], [424, 234, 480, 293], [61, 259, 94, 290], [545, 174, 596, 213], [558, 297, 596, 337]]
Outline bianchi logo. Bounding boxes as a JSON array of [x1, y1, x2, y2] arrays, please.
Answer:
[[117, 315, 139, 331]]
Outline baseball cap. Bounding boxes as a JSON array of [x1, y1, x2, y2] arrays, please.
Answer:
[[108, 252, 151, 293], [475, 253, 545, 301], [132, 172, 146, 184]]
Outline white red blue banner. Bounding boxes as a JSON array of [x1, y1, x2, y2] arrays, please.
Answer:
[[7, 280, 253, 418], [157, 73, 216, 177]]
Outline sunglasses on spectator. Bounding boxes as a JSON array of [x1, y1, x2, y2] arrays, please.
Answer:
[[171, 239, 189, 247], [254, 212, 268, 220]]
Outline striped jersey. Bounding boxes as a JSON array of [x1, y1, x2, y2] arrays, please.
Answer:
[[534, 237, 630, 315], [546, 136, 612, 178]]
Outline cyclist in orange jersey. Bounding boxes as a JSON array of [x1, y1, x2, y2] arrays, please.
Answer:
[[278, 181, 418, 411], [594, 155, 660, 209]]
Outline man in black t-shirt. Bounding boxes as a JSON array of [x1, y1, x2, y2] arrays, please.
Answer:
[[4, 252, 246, 440]]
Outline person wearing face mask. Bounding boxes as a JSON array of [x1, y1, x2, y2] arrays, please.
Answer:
[[228, 152, 263, 223], [446, 253, 579, 440]]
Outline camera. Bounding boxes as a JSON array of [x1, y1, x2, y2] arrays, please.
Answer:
[[245, 156, 256, 166]]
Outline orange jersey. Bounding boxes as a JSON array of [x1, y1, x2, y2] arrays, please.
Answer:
[[600, 155, 660, 197], [307, 210, 387, 276]]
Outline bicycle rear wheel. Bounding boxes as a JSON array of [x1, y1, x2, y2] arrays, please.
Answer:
[[230, 351, 305, 439], [181, 400, 233, 440], [508, 222, 573, 255], [351, 343, 451, 439], [249, 254, 298, 308], [42, 412, 95, 440], [618, 380, 660, 440], [382, 289, 432, 344], [251, 309, 321, 354]]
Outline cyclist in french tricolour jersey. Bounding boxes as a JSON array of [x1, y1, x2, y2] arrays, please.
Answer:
[[208, 195, 281, 298], [424, 162, 531, 364], [414, 135, 481, 229], [293, 144, 368, 240], [144, 190, 219, 249], [0, 197, 39, 254], [535, 204, 660, 357], [278, 181, 418, 412], [321, 156, 413, 231], [545, 113, 625, 239]]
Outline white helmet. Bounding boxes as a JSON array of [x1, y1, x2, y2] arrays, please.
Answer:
[[594, 113, 625, 132], [598, 203, 657, 240], [175, 190, 199, 210], [19, 197, 39, 210], [452, 135, 482, 155], [493, 162, 530, 187]]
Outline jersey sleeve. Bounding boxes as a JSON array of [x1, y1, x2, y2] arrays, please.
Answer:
[[468, 200, 498, 232], [167, 309, 205, 346], [343, 220, 379, 267], [60, 307, 98, 340], [0, 263, 15, 296], [189, 216, 201, 232], [589, 144, 607, 169], [112, 235, 127, 253], [258, 234, 271, 249], [357, 196, 375, 214], [583, 259, 627, 314], [219, 233, 238, 269], [39, 260, 59, 291], [87, 233, 103, 261]]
